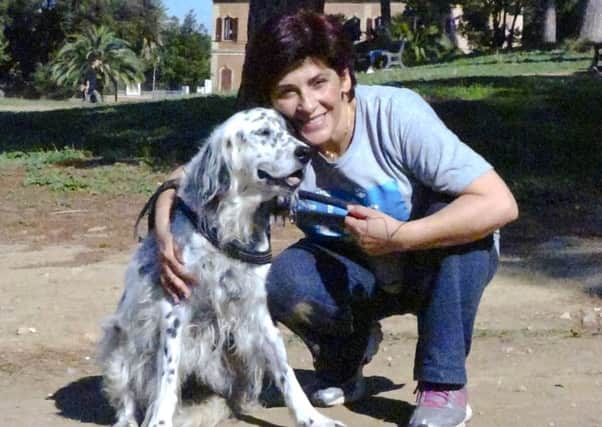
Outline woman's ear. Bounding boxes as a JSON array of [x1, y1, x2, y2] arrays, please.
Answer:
[[340, 68, 352, 98]]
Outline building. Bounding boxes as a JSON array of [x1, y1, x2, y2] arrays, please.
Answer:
[[210, 1, 521, 94], [210, 1, 406, 93]]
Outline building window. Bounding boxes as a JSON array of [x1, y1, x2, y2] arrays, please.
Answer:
[[220, 67, 232, 92], [223, 16, 238, 42], [215, 17, 222, 42]]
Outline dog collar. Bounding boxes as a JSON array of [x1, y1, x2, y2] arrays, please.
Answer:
[[175, 197, 272, 265]]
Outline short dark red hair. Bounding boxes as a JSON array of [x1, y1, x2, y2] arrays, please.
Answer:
[[241, 10, 356, 107]]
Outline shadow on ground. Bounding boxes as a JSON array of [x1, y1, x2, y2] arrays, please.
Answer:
[[50, 376, 113, 425], [51, 370, 407, 426]]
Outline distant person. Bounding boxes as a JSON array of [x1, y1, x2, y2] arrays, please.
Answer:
[[343, 16, 361, 42], [82, 57, 102, 103], [365, 26, 390, 73]]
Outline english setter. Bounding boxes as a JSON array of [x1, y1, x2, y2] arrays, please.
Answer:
[[98, 108, 345, 427]]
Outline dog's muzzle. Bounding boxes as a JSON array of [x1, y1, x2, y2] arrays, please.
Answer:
[[257, 144, 312, 189]]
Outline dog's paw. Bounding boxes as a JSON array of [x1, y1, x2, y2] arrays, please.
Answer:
[[297, 414, 346, 427], [112, 419, 138, 427]]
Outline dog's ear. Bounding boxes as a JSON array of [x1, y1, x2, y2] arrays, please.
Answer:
[[188, 129, 232, 209]]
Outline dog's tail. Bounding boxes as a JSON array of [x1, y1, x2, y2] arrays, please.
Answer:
[[175, 395, 232, 427]]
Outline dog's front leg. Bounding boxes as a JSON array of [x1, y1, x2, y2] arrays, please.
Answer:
[[143, 300, 190, 427], [258, 313, 346, 427]]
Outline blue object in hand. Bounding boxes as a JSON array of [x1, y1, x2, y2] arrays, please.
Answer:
[[292, 190, 349, 231]]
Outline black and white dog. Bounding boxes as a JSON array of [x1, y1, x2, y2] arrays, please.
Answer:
[[98, 108, 345, 427]]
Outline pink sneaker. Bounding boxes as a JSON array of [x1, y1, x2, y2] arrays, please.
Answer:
[[408, 384, 472, 427]]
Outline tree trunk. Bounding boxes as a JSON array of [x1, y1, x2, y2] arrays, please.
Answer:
[[113, 80, 118, 102], [542, 0, 557, 44], [152, 64, 157, 92], [380, 0, 391, 30], [507, 1, 523, 49], [238, 0, 325, 109], [580, 0, 602, 43], [246, 0, 325, 44]]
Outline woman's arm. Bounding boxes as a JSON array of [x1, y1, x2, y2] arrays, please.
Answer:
[[344, 169, 518, 256], [154, 166, 197, 302]]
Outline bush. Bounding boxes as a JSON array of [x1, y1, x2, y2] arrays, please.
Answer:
[[390, 17, 456, 65], [32, 63, 74, 100]]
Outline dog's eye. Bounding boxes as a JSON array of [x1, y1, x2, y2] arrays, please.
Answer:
[[256, 128, 271, 137]]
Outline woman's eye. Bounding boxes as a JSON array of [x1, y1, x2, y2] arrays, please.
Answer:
[[274, 88, 296, 99]]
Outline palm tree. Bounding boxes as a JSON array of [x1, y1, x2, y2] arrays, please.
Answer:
[[142, 36, 162, 93], [51, 25, 144, 101]]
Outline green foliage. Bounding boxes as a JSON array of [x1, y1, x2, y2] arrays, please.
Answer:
[[361, 50, 602, 198], [390, 14, 455, 64], [32, 63, 74, 99], [0, 148, 162, 194], [159, 12, 211, 90], [0, 1, 173, 96], [110, 0, 166, 53], [458, 0, 523, 50], [51, 25, 144, 100], [2, 51, 602, 207], [0, 95, 236, 164], [1, 0, 69, 80], [522, 0, 584, 47]]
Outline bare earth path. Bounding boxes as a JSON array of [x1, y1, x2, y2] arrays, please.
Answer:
[[1, 175, 601, 426]]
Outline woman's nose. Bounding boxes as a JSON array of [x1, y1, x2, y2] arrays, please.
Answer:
[[297, 90, 317, 113]]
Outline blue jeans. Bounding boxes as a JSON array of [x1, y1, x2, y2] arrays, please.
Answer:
[[266, 203, 498, 386]]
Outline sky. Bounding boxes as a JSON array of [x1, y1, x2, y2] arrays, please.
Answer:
[[163, 0, 213, 32]]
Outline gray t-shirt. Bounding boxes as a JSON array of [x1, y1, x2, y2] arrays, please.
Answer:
[[296, 85, 492, 286]]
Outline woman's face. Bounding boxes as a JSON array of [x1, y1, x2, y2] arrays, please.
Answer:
[[270, 58, 352, 150]]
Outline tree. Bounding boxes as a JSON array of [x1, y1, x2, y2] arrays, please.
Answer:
[[142, 36, 161, 92], [542, 0, 557, 44], [246, 0, 324, 43], [380, 0, 392, 30], [458, 0, 523, 49], [238, 0, 325, 108], [110, 0, 166, 53], [159, 12, 211, 90], [1, 0, 69, 81], [580, 0, 602, 71], [51, 25, 144, 101]]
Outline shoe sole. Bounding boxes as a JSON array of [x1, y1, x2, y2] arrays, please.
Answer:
[[460, 403, 473, 426], [447, 403, 473, 427]]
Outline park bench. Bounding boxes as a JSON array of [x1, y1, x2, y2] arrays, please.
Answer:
[[381, 39, 406, 69], [354, 38, 406, 72]]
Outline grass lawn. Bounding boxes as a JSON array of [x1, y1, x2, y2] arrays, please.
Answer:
[[1, 49, 600, 242]]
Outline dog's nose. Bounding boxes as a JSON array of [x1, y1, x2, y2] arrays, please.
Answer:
[[294, 145, 312, 164]]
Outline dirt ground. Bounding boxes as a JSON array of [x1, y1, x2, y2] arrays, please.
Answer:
[[1, 165, 601, 427]]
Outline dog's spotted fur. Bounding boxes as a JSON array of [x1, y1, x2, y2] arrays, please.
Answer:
[[98, 108, 345, 427]]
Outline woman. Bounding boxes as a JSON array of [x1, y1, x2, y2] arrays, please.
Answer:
[[153, 11, 518, 427]]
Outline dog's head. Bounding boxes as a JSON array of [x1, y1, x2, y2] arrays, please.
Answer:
[[226, 108, 310, 197], [188, 108, 311, 209]]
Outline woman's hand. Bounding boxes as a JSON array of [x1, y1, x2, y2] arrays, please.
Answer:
[[156, 229, 196, 303], [154, 166, 196, 303], [344, 205, 406, 256]]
